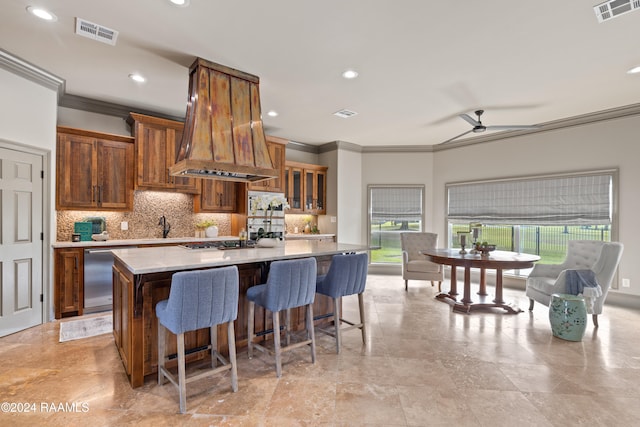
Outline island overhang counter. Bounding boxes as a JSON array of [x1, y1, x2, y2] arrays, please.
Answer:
[[111, 240, 368, 387]]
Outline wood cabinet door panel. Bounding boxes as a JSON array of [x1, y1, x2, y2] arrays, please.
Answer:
[[54, 248, 83, 318], [97, 139, 134, 210], [195, 179, 237, 212], [137, 124, 171, 189], [56, 134, 96, 209], [248, 139, 286, 193]]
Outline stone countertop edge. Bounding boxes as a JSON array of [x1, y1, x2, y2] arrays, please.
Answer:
[[51, 236, 239, 249], [285, 234, 335, 239], [111, 240, 368, 275]]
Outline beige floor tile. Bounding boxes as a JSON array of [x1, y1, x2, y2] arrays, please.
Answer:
[[1, 274, 639, 426]]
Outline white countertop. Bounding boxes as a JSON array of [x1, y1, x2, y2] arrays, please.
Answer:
[[51, 236, 238, 249], [112, 240, 368, 275]]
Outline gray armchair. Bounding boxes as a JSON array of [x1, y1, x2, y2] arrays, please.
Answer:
[[526, 240, 623, 327], [401, 232, 444, 292]]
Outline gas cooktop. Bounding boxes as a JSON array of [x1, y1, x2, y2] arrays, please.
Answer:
[[180, 241, 253, 250]]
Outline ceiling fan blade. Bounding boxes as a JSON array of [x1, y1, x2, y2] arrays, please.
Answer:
[[485, 124, 540, 131], [460, 113, 480, 127], [439, 129, 473, 145]]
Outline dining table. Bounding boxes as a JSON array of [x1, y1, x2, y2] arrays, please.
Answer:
[[419, 248, 540, 314]]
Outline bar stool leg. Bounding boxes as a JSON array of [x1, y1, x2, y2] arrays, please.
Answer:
[[358, 292, 366, 344], [307, 304, 317, 363], [273, 311, 282, 377], [333, 297, 342, 354], [247, 301, 255, 359], [177, 332, 187, 414], [227, 322, 238, 392], [157, 323, 166, 385]]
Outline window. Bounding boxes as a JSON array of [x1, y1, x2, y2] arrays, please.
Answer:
[[446, 169, 617, 272], [368, 185, 424, 264]]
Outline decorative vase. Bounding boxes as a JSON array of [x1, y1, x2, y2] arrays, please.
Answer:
[[205, 225, 218, 238], [549, 293, 587, 341], [256, 237, 279, 248]]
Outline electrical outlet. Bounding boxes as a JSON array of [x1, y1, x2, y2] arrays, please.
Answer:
[[121, 221, 128, 231], [330, 216, 337, 223], [622, 278, 631, 288]]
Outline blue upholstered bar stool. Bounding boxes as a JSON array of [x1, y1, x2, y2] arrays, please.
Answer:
[[315, 252, 368, 353], [247, 257, 317, 377], [156, 266, 239, 414]]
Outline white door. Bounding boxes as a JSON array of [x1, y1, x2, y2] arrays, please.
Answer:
[[0, 147, 43, 337]]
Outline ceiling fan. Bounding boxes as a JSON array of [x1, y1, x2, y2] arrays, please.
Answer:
[[440, 109, 539, 144]]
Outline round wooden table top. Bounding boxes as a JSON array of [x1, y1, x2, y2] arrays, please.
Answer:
[[420, 248, 540, 270]]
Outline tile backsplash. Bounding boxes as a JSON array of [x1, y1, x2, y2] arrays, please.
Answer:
[[56, 191, 232, 242]]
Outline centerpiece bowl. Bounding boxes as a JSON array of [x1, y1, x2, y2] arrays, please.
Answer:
[[476, 244, 497, 256]]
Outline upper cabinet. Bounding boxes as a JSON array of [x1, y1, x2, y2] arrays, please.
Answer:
[[247, 136, 287, 193], [127, 113, 199, 194], [285, 161, 328, 215], [56, 127, 134, 211], [194, 179, 237, 213]]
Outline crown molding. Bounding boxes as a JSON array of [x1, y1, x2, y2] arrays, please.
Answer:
[[0, 49, 65, 98], [433, 102, 640, 151], [59, 93, 185, 123]]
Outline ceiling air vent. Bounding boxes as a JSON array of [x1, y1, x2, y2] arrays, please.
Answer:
[[594, 0, 640, 23], [333, 109, 358, 119], [75, 18, 119, 45]]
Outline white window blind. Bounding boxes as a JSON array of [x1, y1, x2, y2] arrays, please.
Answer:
[[370, 186, 423, 223], [447, 171, 614, 225]]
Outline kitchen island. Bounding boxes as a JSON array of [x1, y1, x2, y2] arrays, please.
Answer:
[[111, 240, 368, 387]]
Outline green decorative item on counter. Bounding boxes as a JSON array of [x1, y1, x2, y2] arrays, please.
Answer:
[[195, 218, 217, 229]]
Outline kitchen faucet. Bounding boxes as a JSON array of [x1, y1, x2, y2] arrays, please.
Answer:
[[158, 215, 171, 238]]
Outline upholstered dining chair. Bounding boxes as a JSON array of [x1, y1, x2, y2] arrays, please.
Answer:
[[526, 240, 623, 327], [315, 252, 369, 353], [156, 266, 239, 414], [247, 257, 317, 377], [401, 232, 444, 291]]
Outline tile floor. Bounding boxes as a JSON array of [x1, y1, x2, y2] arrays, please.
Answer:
[[2, 274, 640, 426]]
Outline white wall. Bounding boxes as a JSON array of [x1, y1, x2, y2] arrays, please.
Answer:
[[336, 148, 363, 244], [0, 67, 58, 320], [57, 107, 130, 135], [428, 115, 640, 298]]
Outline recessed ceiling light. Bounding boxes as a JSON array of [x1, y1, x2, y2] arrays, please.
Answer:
[[169, 0, 190, 7], [129, 73, 146, 83], [627, 65, 640, 74], [342, 69, 359, 79], [267, 110, 279, 117], [26, 6, 57, 21]]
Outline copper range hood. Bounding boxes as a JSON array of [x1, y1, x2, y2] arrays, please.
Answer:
[[169, 58, 278, 182]]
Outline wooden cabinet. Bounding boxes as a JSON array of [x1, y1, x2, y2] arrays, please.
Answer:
[[285, 161, 328, 214], [54, 248, 84, 319], [127, 113, 199, 194], [248, 136, 287, 193], [194, 179, 237, 213], [56, 127, 134, 211]]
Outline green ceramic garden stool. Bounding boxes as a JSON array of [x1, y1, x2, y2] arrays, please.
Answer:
[[549, 293, 587, 341]]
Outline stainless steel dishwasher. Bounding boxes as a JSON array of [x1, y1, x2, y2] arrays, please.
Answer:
[[84, 246, 137, 313]]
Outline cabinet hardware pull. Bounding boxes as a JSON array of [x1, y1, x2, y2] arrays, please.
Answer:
[[98, 185, 103, 204]]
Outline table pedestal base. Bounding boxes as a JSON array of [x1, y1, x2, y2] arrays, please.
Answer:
[[452, 301, 522, 314]]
